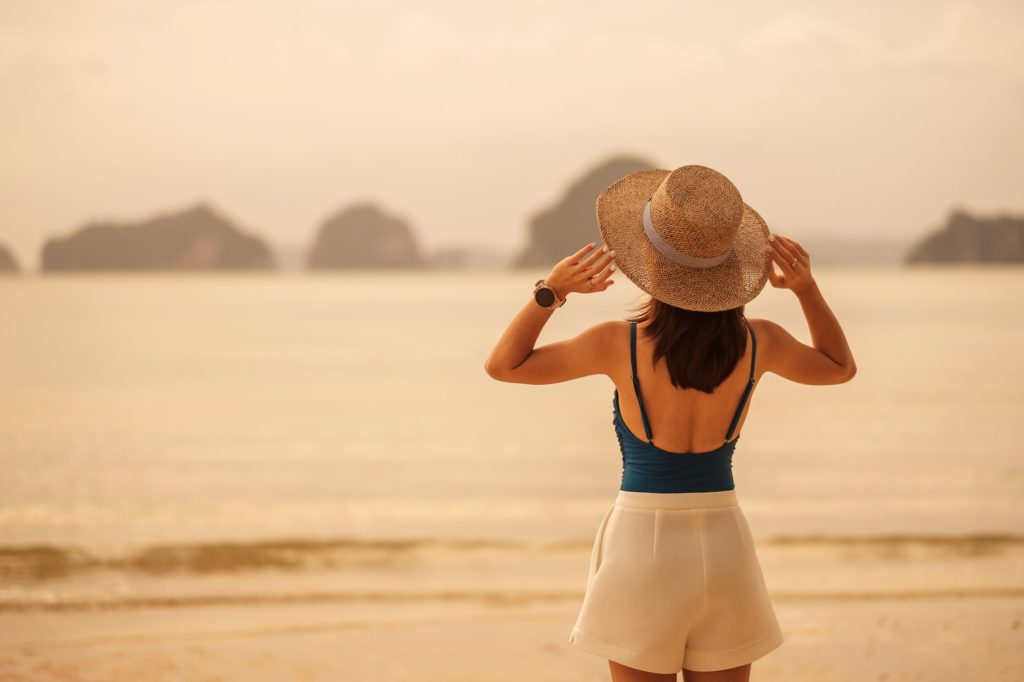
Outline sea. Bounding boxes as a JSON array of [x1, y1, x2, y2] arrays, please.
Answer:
[[1, 266, 1022, 608]]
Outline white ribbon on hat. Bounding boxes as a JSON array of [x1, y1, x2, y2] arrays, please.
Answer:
[[642, 199, 733, 269]]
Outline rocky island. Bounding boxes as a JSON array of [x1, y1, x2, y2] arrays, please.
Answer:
[[41, 203, 275, 271], [307, 203, 426, 269], [906, 210, 1024, 264], [512, 155, 660, 268], [0, 243, 19, 274]]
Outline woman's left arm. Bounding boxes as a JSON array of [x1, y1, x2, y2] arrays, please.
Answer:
[[484, 242, 617, 385]]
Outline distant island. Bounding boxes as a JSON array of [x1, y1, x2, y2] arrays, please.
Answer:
[[905, 210, 1024, 264], [307, 203, 427, 269], [41, 203, 275, 271], [9, 184, 1019, 276], [783, 235, 913, 267], [0, 243, 18, 274], [513, 155, 660, 268]]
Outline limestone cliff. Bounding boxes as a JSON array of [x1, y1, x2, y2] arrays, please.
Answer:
[[41, 203, 275, 271], [0, 243, 19, 274], [307, 203, 426, 269], [512, 155, 660, 268], [906, 211, 1024, 264]]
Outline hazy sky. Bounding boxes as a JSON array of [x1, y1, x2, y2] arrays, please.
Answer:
[[2, 0, 1022, 269]]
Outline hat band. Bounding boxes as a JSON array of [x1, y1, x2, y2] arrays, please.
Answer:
[[642, 199, 732, 269]]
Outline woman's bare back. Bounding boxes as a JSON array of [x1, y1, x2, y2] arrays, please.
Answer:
[[610, 318, 762, 455]]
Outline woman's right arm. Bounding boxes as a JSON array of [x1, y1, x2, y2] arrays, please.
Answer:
[[757, 234, 857, 386]]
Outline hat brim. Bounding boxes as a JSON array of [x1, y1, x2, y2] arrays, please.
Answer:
[[596, 169, 771, 312]]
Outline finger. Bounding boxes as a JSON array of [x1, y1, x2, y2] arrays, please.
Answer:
[[581, 265, 613, 295], [768, 245, 794, 271], [583, 248, 615, 273], [770, 237, 796, 268], [593, 270, 615, 290], [771, 235, 794, 259], [589, 260, 616, 284], [766, 262, 784, 288], [577, 243, 609, 269], [568, 242, 598, 264], [780, 236, 809, 260], [776, 237, 806, 267]]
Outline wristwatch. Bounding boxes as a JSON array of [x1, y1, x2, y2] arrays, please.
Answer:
[[533, 278, 566, 309]]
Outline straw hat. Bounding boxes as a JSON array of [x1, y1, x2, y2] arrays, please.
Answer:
[[596, 164, 772, 312]]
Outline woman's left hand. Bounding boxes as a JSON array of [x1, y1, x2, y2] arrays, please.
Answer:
[[544, 242, 616, 300]]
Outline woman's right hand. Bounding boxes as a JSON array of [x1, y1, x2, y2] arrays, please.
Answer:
[[767, 233, 815, 295]]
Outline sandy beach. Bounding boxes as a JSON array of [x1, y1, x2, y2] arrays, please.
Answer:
[[2, 534, 1023, 680], [2, 595, 1022, 681]]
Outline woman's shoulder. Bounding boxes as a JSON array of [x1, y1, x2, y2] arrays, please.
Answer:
[[744, 316, 777, 340], [581, 320, 635, 356], [588, 320, 631, 353], [587, 319, 632, 337]]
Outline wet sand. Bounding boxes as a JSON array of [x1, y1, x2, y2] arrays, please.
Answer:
[[1, 595, 1022, 681], [2, 536, 1023, 681]]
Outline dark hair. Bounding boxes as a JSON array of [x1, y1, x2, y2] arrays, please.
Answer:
[[625, 296, 749, 394]]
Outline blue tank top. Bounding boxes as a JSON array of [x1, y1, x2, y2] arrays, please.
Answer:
[[614, 320, 757, 493]]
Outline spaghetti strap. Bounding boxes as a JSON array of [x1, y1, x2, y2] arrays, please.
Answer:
[[724, 320, 757, 442], [629, 322, 655, 443]]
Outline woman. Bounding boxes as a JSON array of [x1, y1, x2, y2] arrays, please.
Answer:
[[484, 165, 856, 682]]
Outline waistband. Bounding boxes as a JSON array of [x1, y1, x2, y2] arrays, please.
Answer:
[[614, 488, 738, 510]]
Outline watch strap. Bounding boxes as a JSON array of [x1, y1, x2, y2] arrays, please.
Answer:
[[533, 279, 566, 309]]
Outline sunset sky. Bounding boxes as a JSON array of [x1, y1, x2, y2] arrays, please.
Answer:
[[2, 0, 1022, 269]]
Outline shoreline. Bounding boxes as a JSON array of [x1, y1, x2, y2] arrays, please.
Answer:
[[2, 595, 1021, 681]]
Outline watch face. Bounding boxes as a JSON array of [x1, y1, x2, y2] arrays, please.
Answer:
[[535, 288, 556, 307]]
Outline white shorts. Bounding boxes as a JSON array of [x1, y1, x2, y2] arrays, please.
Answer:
[[568, 489, 784, 673]]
